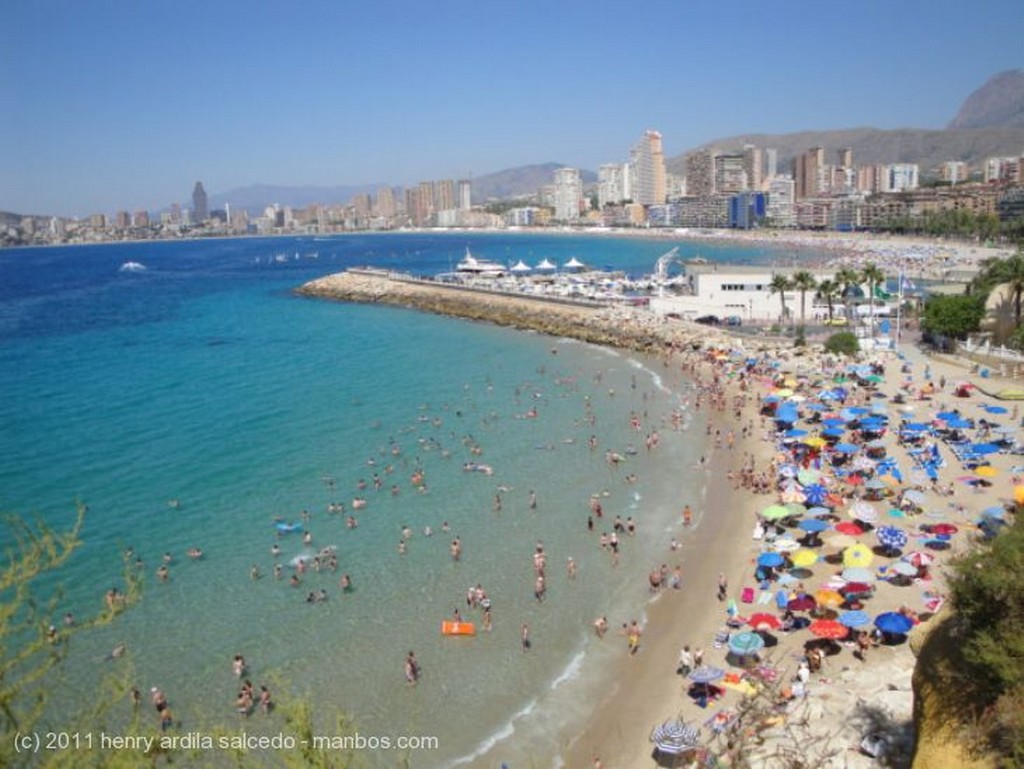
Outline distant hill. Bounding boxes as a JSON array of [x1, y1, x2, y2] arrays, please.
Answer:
[[948, 69, 1024, 130], [667, 126, 1024, 178], [469, 163, 597, 202]]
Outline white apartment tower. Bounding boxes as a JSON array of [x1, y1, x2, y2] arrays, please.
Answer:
[[598, 163, 626, 207], [629, 130, 667, 205], [457, 179, 472, 210], [553, 167, 583, 222]]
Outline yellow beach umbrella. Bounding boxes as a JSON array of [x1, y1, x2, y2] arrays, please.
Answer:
[[803, 437, 827, 448], [790, 548, 819, 568], [975, 465, 998, 478], [1015, 485, 1024, 505], [843, 543, 874, 568], [814, 589, 844, 609], [774, 388, 794, 397]]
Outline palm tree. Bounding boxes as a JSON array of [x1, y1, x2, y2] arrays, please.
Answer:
[[985, 250, 1024, 328], [815, 278, 841, 323], [791, 270, 818, 328], [834, 267, 862, 321], [860, 262, 887, 335], [769, 274, 792, 324]]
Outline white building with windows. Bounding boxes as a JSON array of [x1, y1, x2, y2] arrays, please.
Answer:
[[553, 167, 582, 222]]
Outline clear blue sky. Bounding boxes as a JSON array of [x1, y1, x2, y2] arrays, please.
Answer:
[[2, 0, 1021, 217]]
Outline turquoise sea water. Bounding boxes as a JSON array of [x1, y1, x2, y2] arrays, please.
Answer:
[[0, 233, 784, 767]]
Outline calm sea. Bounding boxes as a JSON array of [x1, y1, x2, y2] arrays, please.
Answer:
[[0, 232, 781, 767]]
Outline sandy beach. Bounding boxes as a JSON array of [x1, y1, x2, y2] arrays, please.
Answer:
[[560, 333, 1019, 769]]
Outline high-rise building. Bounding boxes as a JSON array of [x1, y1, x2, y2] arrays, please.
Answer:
[[685, 149, 716, 198], [192, 182, 208, 223], [715, 154, 748, 194], [628, 130, 667, 205], [376, 187, 396, 218], [457, 179, 472, 210], [416, 181, 434, 225], [837, 148, 853, 169], [765, 148, 778, 181], [598, 164, 626, 207], [794, 147, 825, 199], [886, 164, 920, 192], [552, 167, 582, 221], [433, 179, 455, 212], [743, 145, 762, 192], [940, 161, 970, 184]]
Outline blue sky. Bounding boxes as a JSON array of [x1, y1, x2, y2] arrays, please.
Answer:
[[1, 0, 1022, 216]]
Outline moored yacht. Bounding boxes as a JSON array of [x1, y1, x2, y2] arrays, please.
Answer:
[[455, 248, 506, 277]]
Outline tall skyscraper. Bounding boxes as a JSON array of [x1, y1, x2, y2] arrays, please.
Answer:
[[376, 187, 396, 218], [685, 150, 716, 197], [597, 164, 626, 207], [552, 168, 582, 221], [629, 130, 667, 205], [765, 148, 778, 180], [457, 180, 472, 210], [743, 145, 763, 192], [192, 182, 208, 223], [794, 147, 824, 199]]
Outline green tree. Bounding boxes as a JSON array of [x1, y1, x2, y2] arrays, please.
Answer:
[[981, 250, 1024, 329], [1, 504, 142, 769], [791, 270, 818, 327], [946, 511, 1024, 763], [769, 273, 792, 323], [834, 267, 862, 320], [815, 278, 841, 323], [922, 294, 986, 339], [823, 331, 859, 356]]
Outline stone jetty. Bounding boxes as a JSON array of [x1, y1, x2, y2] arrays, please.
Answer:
[[296, 269, 779, 354]]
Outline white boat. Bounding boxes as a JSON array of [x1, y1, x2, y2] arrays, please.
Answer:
[[456, 248, 505, 277], [118, 261, 146, 272]]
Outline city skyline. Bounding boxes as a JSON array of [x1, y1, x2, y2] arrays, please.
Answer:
[[2, 0, 1022, 217]]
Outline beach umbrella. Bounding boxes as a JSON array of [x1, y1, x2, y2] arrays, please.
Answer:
[[930, 523, 959, 536], [748, 613, 782, 630], [975, 465, 998, 478], [833, 442, 860, 454], [808, 619, 848, 639], [808, 506, 833, 517], [761, 504, 791, 521], [864, 479, 887, 491], [849, 502, 879, 523], [902, 551, 934, 568], [875, 526, 909, 551], [798, 518, 829, 534], [771, 538, 801, 552], [688, 665, 725, 684], [757, 552, 785, 568], [841, 567, 874, 583], [787, 595, 816, 612], [874, 612, 914, 635], [790, 549, 818, 568], [728, 631, 766, 656], [843, 543, 874, 568], [783, 428, 808, 439], [945, 417, 972, 430], [785, 502, 808, 516], [814, 589, 845, 609], [802, 485, 829, 506], [835, 521, 865, 536], [838, 610, 872, 628], [981, 506, 1007, 520], [981, 404, 1009, 414], [651, 720, 700, 756], [890, 561, 918, 577], [803, 436, 828, 449], [780, 488, 805, 504], [797, 469, 822, 485], [840, 581, 873, 596]]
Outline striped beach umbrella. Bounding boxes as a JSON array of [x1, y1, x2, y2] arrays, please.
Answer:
[[728, 631, 766, 656], [849, 502, 878, 522], [903, 551, 934, 568], [688, 665, 725, 684], [651, 720, 700, 755], [875, 526, 908, 551]]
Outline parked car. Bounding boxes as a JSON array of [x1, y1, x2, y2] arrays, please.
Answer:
[[695, 315, 720, 325], [724, 316, 742, 327]]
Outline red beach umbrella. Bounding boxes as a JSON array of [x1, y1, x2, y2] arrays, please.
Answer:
[[840, 582, 873, 596], [808, 619, 848, 639], [931, 523, 958, 536], [835, 521, 864, 536], [787, 595, 816, 612], [747, 613, 782, 630]]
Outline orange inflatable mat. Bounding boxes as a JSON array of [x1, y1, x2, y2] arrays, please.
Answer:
[[441, 621, 476, 636]]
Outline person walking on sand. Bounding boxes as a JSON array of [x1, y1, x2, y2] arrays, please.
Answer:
[[521, 623, 531, 651], [717, 572, 728, 601]]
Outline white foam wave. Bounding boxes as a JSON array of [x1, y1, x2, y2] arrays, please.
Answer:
[[447, 698, 539, 768], [550, 648, 585, 691]]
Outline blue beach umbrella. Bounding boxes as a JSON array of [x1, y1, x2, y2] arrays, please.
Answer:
[[823, 418, 847, 428], [969, 443, 1000, 455], [833, 443, 859, 454], [757, 552, 785, 568], [945, 417, 972, 429], [802, 485, 829, 506], [841, 567, 874, 583], [822, 427, 845, 438], [876, 526, 909, 551], [838, 610, 872, 629], [807, 506, 833, 517], [728, 631, 766, 656], [688, 666, 726, 684], [783, 428, 808, 439], [874, 612, 914, 635], [982, 404, 1008, 414], [798, 518, 829, 533], [981, 505, 1007, 520]]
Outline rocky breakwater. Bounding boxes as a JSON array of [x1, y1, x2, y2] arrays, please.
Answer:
[[296, 270, 765, 354]]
